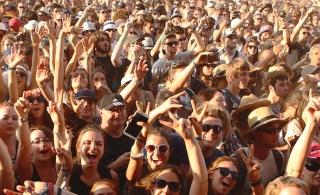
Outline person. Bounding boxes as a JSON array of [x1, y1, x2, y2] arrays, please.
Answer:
[[264, 176, 310, 195], [90, 179, 119, 195]]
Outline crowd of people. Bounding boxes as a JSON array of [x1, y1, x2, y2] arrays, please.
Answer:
[[0, 0, 319, 194]]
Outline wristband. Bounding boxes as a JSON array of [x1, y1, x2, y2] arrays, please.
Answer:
[[130, 152, 144, 160], [250, 178, 262, 187]]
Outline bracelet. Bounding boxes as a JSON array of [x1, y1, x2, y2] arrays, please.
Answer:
[[61, 168, 73, 173], [250, 178, 263, 187], [19, 118, 28, 122], [130, 152, 144, 160]]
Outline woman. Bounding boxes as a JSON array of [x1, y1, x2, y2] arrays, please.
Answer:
[[92, 68, 112, 102], [29, 127, 56, 183], [208, 157, 241, 195], [25, 89, 53, 129], [132, 118, 208, 195], [199, 106, 231, 167], [264, 176, 310, 195], [66, 125, 118, 195], [242, 38, 259, 66]]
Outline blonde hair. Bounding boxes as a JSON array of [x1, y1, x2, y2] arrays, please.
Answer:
[[90, 179, 118, 195], [226, 58, 250, 78], [264, 176, 310, 195]]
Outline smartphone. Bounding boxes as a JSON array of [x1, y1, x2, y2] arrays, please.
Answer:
[[124, 111, 148, 140], [176, 92, 193, 119]]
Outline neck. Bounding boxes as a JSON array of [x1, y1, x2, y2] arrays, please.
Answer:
[[81, 164, 100, 178], [34, 160, 54, 169], [227, 84, 240, 97], [201, 76, 212, 86], [95, 50, 107, 57], [102, 125, 123, 138], [2, 135, 15, 145], [165, 53, 175, 60], [253, 143, 271, 160]]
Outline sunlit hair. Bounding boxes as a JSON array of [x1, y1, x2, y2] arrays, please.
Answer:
[[208, 156, 239, 176], [90, 179, 119, 195], [203, 106, 232, 138], [135, 165, 185, 194], [264, 176, 310, 195], [30, 126, 54, 142], [226, 58, 250, 78], [0, 102, 14, 109]]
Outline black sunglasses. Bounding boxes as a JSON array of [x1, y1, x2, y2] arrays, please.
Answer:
[[305, 161, 320, 172], [202, 124, 222, 134], [166, 41, 178, 47], [153, 179, 181, 192], [27, 96, 46, 103], [215, 167, 241, 181]]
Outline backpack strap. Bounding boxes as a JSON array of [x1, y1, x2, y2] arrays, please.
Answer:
[[271, 149, 285, 176]]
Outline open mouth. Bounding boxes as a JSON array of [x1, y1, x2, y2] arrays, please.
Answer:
[[39, 148, 49, 154], [87, 153, 98, 161], [152, 159, 164, 166], [221, 181, 231, 188]]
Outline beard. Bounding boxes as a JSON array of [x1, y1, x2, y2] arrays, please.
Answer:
[[96, 43, 109, 54]]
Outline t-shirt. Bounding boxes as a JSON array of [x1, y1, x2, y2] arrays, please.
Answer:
[[222, 88, 241, 113]]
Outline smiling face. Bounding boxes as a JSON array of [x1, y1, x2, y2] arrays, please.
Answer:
[[151, 169, 181, 195], [30, 129, 54, 162], [209, 91, 227, 108], [29, 96, 46, 119], [0, 105, 18, 138], [146, 134, 170, 170], [201, 117, 223, 147], [210, 161, 238, 195], [77, 130, 104, 167]]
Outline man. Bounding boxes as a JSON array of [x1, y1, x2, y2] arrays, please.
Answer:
[[172, 26, 188, 52], [73, 88, 97, 123], [219, 28, 247, 64], [8, 18, 22, 34], [17, 2, 27, 18], [98, 6, 111, 28], [206, 1, 224, 25], [37, 7, 51, 22], [309, 44, 320, 66], [103, 21, 118, 49], [222, 58, 250, 113], [143, 16, 156, 42]]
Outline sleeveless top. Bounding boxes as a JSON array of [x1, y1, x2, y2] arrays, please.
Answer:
[[69, 163, 113, 195]]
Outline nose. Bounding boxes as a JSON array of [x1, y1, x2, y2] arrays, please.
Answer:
[[162, 184, 170, 193], [90, 142, 97, 149]]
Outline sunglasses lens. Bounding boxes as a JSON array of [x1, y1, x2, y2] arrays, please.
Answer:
[[219, 168, 240, 181], [158, 145, 169, 153], [154, 179, 181, 192], [154, 179, 167, 188], [202, 125, 222, 133], [27, 96, 35, 103], [146, 145, 155, 153], [305, 162, 320, 172], [168, 182, 181, 192]]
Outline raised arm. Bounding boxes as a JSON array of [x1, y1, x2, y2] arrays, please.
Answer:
[[286, 95, 320, 178], [0, 138, 14, 193], [14, 95, 32, 182], [189, 30, 206, 57], [47, 21, 57, 73], [65, 38, 86, 78], [36, 61, 54, 102], [7, 45, 25, 103], [171, 117, 208, 195], [290, 7, 314, 44], [150, 21, 171, 57], [0, 64, 7, 101], [30, 28, 43, 89]]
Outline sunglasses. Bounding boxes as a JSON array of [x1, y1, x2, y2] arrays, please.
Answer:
[[16, 71, 27, 77], [166, 41, 178, 47], [305, 161, 320, 172], [214, 167, 241, 181], [27, 96, 46, 103], [153, 179, 181, 192], [145, 144, 169, 153], [248, 45, 257, 49], [19, 6, 26, 9], [202, 124, 222, 134]]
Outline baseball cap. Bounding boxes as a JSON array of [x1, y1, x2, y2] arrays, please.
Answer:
[[0, 22, 8, 31], [259, 25, 272, 36], [125, 35, 144, 47], [222, 28, 236, 38], [99, 94, 125, 110], [82, 21, 96, 31], [301, 65, 320, 78], [9, 18, 22, 31], [142, 37, 154, 50], [103, 21, 117, 31], [136, 10, 146, 16], [75, 89, 97, 100], [24, 20, 38, 31], [231, 18, 241, 29]]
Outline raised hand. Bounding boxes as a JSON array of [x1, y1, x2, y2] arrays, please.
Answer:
[[191, 100, 208, 122], [36, 59, 51, 85], [47, 101, 64, 125], [169, 115, 195, 140], [156, 91, 184, 114], [239, 145, 261, 184], [302, 89, 320, 124], [52, 147, 73, 171], [14, 93, 31, 119], [6, 45, 24, 68], [134, 57, 148, 81]]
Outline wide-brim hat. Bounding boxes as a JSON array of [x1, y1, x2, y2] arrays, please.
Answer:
[[245, 106, 288, 136], [232, 94, 271, 131]]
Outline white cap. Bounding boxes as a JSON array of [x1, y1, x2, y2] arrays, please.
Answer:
[[142, 37, 154, 50], [231, 18, 241, 29], [103, 21, 117, 31], [0, 22, 8, 31], [82, 21, 96, 31], [38, 7, 50, 16], [24, 20, 38, 31]]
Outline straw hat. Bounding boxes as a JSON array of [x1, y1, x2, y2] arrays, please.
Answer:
[[246, 106, 288, 135], [231, 94, 270, 131]]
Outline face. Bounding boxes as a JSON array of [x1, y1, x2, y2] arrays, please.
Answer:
[[278, 186, 307, 195], [92, 184, 117, 195], [255, 124, 280, 148], [253, 15, 263, 26], [151, 170, 181, 195], [164, 37, 178, 56], [247, 42, 258, 55], [310, 47, 320, 65], [29, 96, 46, 118], [100, 106, 127, 130], [302, 159, 320, 187], [146, 135, 170, 170], [274, 78, 290, 99], [144, 22, 155, 35], [30, 130, 54, 161], [76, 98, 96, 121], [176, 34, 187, 52], [3, 39, 13, 51], [78, 131, 104, 166], [96, 34, 110, 53], [225, 35, 238, 49], [99, 10, 110, 23], [201, 117, 223, 147], [298, 29, 311, 43], [71, 69, 88, 90], [202, 65, 214, 77], [171, 17, 182, 26], [209, 91, 227, 108], [210, 161, 239, 195], [260, 31, 272, 42], [262, 8, 271, 15], [0, 106, 18, 138], [231, 71, 250, 89], [93, 72, 107, 91], [312, 15, 319, 26], [18, 2, 26, 15], [105, 29, 117, 41]]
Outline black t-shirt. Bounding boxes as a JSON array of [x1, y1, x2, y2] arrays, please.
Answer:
[[222, 88, 241, 113]]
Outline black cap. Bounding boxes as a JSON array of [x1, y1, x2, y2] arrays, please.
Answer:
[[75, 89, 96, 100]]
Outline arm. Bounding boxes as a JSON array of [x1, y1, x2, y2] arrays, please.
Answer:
[[150, 21, 171, 57], [0, 138, 14, 193], [30, 30, 42, 89], [36, 63, 54, 102], [14, 96, 33, 182], [65, 38, 85, 78], [213, 19, 228, 42], [189, 31, 205, 56], [47, 22, 57, 73], [290, 8, 314, 44], [286, 96, 320, 178], [0, 65, 7, 101]]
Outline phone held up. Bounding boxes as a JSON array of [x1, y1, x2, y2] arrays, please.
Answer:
[[123, 111, 148, 140]]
